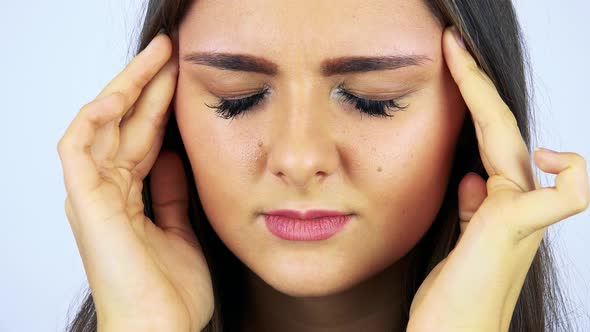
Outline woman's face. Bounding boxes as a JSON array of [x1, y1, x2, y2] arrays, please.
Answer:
[[175, 0, 465, 296]]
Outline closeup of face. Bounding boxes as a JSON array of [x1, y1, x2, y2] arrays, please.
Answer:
[[174, 0, 465, 297]]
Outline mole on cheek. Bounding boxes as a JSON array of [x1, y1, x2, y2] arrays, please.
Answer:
[[377, 166, 383, 172], [255, 139, 266, 163]]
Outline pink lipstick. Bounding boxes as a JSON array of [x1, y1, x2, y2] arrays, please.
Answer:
[[262, 210, 353, 241]]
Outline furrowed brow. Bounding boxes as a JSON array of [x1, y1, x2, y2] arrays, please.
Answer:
[[183, 52, 432, 77]]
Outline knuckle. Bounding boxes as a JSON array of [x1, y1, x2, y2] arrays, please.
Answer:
[[56, 137, 65, 153], [571, 191, 589, 213], [571, 153, 587, 169], [563, 175, 590, 213], [131, 79, 145, 94], [87, 93, 125, 124], [130, 67, 152, 92], [57, 136, 72, 155], [85, 107, 104, 126], [79, 99, 102, 123], [79, 99, 97, 114], [109, 91, 126, 106], [109, 92, 127, 114]]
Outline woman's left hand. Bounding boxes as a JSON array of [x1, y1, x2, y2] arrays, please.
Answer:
[[407, 26, 590, 332]]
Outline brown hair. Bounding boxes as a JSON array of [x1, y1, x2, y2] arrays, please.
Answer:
[[65, 1, 576, 331]]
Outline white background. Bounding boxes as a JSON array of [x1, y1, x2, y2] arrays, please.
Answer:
[[0, 1, 588, 331]]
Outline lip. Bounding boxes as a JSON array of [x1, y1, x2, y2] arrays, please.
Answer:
[[262, 210, 353, 241], [262, 209, 351, 219]]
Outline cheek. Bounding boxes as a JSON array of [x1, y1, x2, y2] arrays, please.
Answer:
[[173, 77, 255, 232], [354, 87, 464, 257]]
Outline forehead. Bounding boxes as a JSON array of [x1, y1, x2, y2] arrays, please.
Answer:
[[178, 0, 442, 66]]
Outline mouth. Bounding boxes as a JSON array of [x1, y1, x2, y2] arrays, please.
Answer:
[[261, 209, 354, 241], [262, 209, 352, 219]]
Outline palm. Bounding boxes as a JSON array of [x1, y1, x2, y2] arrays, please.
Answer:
[[72, 160, 215, 331], [126, 212, 213, 330], [406, 165, 562, 332], [407, 181, 523, 330]]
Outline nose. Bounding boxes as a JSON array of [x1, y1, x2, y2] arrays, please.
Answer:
[[266, 84, 340, 190]]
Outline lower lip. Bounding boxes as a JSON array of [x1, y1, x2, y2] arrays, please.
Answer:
[[263, 214, 352, 241]]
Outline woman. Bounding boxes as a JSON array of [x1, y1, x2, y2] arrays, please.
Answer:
[[58, 0, 589, 331]]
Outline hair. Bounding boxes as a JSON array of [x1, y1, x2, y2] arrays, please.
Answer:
[[65, 1, 577, 331]]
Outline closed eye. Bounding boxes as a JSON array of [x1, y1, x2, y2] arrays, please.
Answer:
[[205, 85, 409, 120], [334, 87, 409, 119]]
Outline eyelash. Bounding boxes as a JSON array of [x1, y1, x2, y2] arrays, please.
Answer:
[[204, 85, 409, 120]]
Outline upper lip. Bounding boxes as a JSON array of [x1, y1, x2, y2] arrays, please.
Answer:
[[262, 209, 352, 219]]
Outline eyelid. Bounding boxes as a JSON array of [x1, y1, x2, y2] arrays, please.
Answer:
[[333, 83, 415, 102], [338, 89, 406, 101], [213, 84, 418, 102], [220, 92, 260, 100], [208, 82, 272, 99], [213, 88, 271, 107]]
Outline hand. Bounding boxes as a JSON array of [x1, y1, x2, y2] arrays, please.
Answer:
[[407, 26, 590, 332], [57, 32, 214, 332]]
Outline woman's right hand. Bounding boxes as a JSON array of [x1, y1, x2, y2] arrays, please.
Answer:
[[57, 32, 214, 332]]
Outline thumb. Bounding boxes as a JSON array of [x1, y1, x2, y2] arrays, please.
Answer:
[[457, 172, 488, 242]]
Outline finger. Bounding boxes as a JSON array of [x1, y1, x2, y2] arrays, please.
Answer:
[[442, 26, 535, 193], [96, 33, 172, 111], [91, 33, 173, 163], [150, 150, 198, 246], [511, 148, 589, 240], [114, 52, 179, 171], [124, 109, 171, 219], [457, 172, 488, 242], [57, 93, 126, 199], [134, 108, 172, 178]]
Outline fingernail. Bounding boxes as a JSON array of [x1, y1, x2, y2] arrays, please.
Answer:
[[451, 26, 465, 49]]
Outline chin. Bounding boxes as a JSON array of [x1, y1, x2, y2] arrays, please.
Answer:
[[248, 258, 380, 298]]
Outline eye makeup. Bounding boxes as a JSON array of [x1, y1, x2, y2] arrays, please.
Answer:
[[205, 84, 409, 120]]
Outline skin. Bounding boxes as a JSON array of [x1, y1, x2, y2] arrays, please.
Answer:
[[57, 0, 589, 331], [174, 0, 464, 330]]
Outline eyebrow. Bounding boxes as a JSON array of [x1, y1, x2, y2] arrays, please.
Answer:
[[183, 52, 432, 76]]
